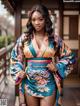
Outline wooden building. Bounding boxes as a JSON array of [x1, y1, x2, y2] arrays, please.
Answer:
[[1, 0, 80, 76]]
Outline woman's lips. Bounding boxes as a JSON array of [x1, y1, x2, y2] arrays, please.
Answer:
[[35, 26, 40, 28]]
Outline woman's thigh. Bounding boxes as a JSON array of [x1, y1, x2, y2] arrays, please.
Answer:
[[24, 85, 40, 106], [25, 93, 40, 106], [40, 91, 56, 106]]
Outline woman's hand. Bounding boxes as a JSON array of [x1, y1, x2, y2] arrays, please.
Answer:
[[16, 71, 26, 79], [47, 62, 57, 73], [15, 71, 26, 85]]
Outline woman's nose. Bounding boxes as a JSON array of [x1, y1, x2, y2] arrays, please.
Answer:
[[35, 20, 39, 24]]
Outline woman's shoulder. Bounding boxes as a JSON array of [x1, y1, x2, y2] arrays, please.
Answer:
[[50, 33, 63, 47], [17, 33, 29, 42], [49, 33, 60, 42], [53, 34, 62, 43], [16, 33, 29, 46], [20, 33, 28, 40]]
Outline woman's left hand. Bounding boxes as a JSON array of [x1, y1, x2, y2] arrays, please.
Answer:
[[46, 62, 57, 73]]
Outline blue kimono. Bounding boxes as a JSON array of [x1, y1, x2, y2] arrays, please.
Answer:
[[10, 33, 75, 105]]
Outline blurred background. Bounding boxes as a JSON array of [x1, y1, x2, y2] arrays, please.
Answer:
[[0, 0, 80, 106]]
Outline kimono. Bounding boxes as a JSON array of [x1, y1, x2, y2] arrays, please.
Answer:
[[10, 33, 75, 105]]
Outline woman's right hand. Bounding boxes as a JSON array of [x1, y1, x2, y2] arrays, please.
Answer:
[[46, 62, 57, 73], [16, 71, 26, 79], [15, 71, 26, 85]]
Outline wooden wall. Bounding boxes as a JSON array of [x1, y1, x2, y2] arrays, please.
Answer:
[[63, 10, 80, 75]]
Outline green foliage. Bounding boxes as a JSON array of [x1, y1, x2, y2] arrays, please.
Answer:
[[0, 35, 14, 48], [0, 36, 5, 48], [7, 35, 14, 45]]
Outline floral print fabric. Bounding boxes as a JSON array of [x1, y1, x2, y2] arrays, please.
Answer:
[[10, 33, 75, 97]]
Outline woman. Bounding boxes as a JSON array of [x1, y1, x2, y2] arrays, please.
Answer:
[[10, 4, 75, 106]]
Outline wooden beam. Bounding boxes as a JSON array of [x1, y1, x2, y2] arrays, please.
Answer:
[[78, 3, 80, 77], [15, 2, 21, 41], [1, 0, 15, 14], [59, 0, 64, 38], [8, 0, 16, 9], [38, 0, 42, 4]]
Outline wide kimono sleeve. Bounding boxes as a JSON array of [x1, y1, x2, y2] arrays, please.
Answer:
[[10, 34, 26, 81], [54, 35, 76, 79]]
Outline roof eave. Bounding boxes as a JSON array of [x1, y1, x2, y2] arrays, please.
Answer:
[[1, 0, 16, 15]]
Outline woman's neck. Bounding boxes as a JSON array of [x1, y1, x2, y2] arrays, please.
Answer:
[[34, 31, 46, 38]]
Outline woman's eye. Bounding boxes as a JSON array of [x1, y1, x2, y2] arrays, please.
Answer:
[[31, 18, 44, 22], [39, 18, 44, 21], [32, 19, 35, 21]]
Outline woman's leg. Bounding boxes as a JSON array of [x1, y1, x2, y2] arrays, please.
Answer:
[[24, 84, 39, 106], [25, 93, 40, 106], [40, 91, 56, 106], [19, 91, 26, 106]]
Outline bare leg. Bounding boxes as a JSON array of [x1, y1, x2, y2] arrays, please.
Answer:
[[40, 91, 56, 106], [25, 93, 40, 106], [24, 84, 40, 106], [19, 91, 26, 106]]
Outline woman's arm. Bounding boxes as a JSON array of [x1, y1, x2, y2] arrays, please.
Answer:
[[54, 35, 76, 79], [10, 33, 26, 81]]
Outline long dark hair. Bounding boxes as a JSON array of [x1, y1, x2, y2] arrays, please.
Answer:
[[24, 4, 58, 52], [25, 4, 54, 39]]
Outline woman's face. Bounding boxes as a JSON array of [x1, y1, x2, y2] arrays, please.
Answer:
[[31, 11, 45, 32]]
